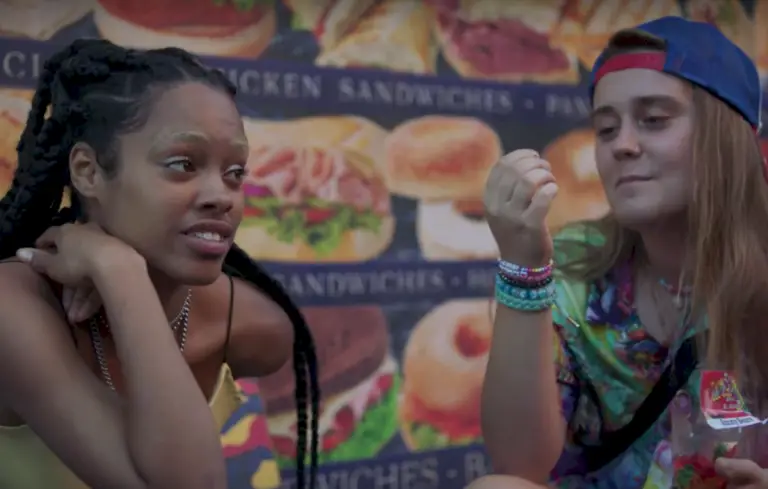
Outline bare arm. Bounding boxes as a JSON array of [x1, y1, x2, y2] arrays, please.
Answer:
[[481, 305, 566, 484], [0, 259, 226, 489]]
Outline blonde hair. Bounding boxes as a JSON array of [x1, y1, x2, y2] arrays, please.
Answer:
[[557, 31, 768, 405]]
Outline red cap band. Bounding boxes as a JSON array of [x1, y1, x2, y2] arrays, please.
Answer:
[[593, 52, 667, 86]]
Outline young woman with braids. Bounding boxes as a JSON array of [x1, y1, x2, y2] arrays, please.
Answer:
[[0, 39, 319, 489]]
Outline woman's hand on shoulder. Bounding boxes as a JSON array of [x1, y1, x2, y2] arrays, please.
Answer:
[[16, 222, 141, 287], [226, 277, 294, 378]]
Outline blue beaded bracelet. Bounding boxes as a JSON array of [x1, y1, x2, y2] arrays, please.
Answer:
[[495, 274, 556, 311]]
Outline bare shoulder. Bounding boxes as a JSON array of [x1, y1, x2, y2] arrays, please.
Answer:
[[0, 260, 82, 405], [0, 262, 162, 486], [0, 260, 66, 335], [202, 273, 294, 378], [0, 260, 60, 305]]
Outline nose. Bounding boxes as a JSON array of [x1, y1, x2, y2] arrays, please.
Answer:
[[611, 124, 642, 160], [197, 174, 235, 214]]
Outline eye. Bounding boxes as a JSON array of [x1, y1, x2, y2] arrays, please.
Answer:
[[595, 125, 617, 139], [640, 115, 670, 129], [164, 156, 194, 172], [225, 164, 246, 181]]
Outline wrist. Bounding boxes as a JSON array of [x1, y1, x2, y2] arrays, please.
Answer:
[[498, 255, 553, 270], [89, 246, 147, 286]]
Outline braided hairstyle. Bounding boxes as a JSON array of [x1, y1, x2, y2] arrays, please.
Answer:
[[0, 39, 319, 488]]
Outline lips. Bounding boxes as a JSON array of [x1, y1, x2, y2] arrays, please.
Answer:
[[183, 220, 235, 239], [181, 220, 235, 257], [187, 230, 225, 242], [616, 175, 652, 186]]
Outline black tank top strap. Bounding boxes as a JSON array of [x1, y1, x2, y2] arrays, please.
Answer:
[[223, 273, 235, 364]]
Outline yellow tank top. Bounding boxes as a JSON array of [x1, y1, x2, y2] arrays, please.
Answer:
[[0, 363, 253, 489]]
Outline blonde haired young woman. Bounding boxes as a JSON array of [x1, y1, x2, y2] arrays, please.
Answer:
[[471, 17, 768, 489]]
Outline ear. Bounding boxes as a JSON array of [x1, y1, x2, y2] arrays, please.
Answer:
[[68, 142, 103, 199]]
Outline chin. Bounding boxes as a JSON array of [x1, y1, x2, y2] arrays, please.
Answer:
[[152, 256, 225, 286], [611, 203, 685, 230]]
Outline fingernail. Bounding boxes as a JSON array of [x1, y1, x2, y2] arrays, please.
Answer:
[[16, 249, 33, 262]]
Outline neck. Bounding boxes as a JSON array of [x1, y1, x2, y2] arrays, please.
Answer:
[[147, 266, 189, 321], [637, 222, 688, 285]]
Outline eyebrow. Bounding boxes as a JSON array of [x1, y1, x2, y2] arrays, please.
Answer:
[[590, 95, 683, 121], [149, 130, 249, 155]]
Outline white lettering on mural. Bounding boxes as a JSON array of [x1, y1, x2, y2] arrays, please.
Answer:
[[0, 48, 555, 119], [544, 93, 591, 118], [464, 267, 495, 293], [280, 457, 440, 489], [337, 77, 515, 115], [278, 451, 492, 489], [462, 450, 492, 484], [2, 50, 43, 80], [218, 67, 323, 100], [272, 269, 447, 299]]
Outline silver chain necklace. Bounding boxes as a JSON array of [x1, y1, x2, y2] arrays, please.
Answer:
[[88, 289, 192, 391]]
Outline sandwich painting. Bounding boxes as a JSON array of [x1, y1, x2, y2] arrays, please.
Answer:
[[399, 299, 493, 451], [432, 0, 581, 83], [259, 306, 400, 467], [0, 0, 755, 84], [92, 0, 277, 58], [236, 116, 395, 263], [315, 0, 437, 74], [0, 0, 93, 40], [0, 89, 31, 197]]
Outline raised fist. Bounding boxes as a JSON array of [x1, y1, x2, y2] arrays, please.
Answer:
[[483, 149, 558, 267]]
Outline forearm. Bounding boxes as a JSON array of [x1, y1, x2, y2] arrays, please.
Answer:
[[481, 305, 565, 483], [92, 255, 226, 489]]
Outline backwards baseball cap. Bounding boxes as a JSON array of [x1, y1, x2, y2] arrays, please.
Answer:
[[590, 16, 762, 131]]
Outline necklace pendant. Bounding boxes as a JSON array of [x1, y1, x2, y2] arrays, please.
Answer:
[[97, 320, 112, 338]]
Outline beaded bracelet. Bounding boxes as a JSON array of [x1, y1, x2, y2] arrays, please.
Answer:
[[498, 258, 553, 283], [495, 274, 556, 312], [498, 272, 553, 289]]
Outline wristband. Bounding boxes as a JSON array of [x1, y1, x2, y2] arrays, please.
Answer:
[[498, 272, 553, 289], [498, 258, 553, 282], [495, 274, 556, 312]]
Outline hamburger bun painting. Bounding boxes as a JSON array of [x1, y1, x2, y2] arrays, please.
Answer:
[[385, 115, 501, 260], [93, 0, 276, 58], [399, 299, 493, 451], [259, 306, 400, 467], [542, 128, 609, 231], [236, 116, 395, 263]]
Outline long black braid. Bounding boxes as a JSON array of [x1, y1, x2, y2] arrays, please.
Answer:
[[0, 39, 319, 488]]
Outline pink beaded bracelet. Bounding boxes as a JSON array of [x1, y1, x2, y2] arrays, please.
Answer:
[[497, 258, 553, 284]]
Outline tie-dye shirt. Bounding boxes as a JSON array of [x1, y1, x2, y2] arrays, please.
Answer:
[[548, 259, 690, 489]]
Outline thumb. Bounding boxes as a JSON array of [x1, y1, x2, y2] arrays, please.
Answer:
[[522, 182, 558, 224], [16, 248, 53, 273], [715, 457, 763, 483]]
